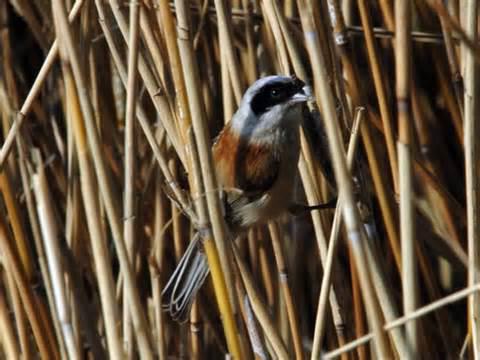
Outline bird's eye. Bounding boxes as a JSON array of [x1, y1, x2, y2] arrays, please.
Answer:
[[270, 89, 281, 97]]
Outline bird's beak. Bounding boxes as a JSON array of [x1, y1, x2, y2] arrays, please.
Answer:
[[290, 89, 313, 104], [289, 82, 314, 104]]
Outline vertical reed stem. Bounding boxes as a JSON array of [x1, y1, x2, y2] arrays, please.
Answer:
[[357, 0, 399, 193], [298, 1, 390, 357], [268, 222, 304, 360], [395, 0, 417, 357], [174, 1, 243, 358], [464, 0, 480, 356], [51, 1, 154, 356], [123, 0, 141, 356]]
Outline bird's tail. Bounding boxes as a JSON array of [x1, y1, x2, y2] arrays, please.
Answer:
[[161, 232, 210, 322]]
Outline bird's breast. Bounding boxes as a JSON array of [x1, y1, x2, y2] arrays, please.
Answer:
[[212, 124, 300, 230]]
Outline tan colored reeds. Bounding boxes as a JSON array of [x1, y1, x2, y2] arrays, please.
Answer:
[[1, 1, 479, 358], [463, 0, 480, 356]]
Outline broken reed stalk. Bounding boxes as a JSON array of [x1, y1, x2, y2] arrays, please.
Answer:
[[463, 0, 480, 355], [353, 3, 464, 348], [395, 0, 417, 357], [122, 0, 141, 355], [2, 9, 58, 358], [174, 1, 244, 358], [51, 1, 154, 357]]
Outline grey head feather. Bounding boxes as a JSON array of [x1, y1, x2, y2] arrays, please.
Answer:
[[230, 75, 308, 139]]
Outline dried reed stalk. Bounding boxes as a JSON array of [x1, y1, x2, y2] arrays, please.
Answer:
[[357, 0, 398, 193], [463, 0, 480, 356], [0, 0, 85, 169], [0, 288, 20, 358], [268, 221, 304, 359], [0, 212, 55, 359], [298, 0, 390, 358], [62, 64, 123, 357], [52, 1, 154, 357], [232, 242, 289, 359], [324, 283, 480, 359], [395, 0, 417, 357], [32, 156, 80, 359], [122, 0, 141, 355], [327, 0, 402, 274], [311, 108, 363, 357], [2, 1, 480, 358], [174, 1, 244, 358]]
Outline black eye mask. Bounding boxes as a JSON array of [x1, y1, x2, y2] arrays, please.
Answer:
[[250, 77, 306, 116]]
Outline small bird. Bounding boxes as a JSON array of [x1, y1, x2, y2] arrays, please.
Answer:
[[162, 75, 334, 321]]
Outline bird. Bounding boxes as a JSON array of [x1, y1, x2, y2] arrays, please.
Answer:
[[162, 75, 334, 321]]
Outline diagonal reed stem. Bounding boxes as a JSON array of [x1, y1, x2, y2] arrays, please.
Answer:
[[311, 108, 364, 358]]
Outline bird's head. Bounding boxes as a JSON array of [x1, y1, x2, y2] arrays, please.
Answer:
[[229, 75, 310, 138]]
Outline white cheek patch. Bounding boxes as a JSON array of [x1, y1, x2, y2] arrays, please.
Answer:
[[229, 101, 302, 142]]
